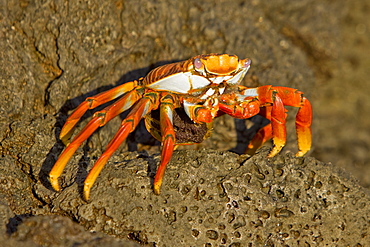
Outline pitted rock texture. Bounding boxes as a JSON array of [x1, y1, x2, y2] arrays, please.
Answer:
[[5, 214, 141, 247], [33, 148, 370, 246]]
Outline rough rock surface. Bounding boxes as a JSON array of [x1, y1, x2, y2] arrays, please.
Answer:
[[35, 148, 370, 246], [1, 0, 369, 246]]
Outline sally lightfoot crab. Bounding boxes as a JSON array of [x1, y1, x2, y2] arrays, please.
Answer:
[[49, 53, 312, 199]]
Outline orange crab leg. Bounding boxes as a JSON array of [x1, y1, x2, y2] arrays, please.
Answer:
[[246, 93, 287, 157], [218, 92, 261, 119], [295, 97, 312, 156], [246, 86, 312, 157], [246, 107, 273, 155], [60, 81, 138, 145], [153, 95, 176, 195], [267, 95, 287, 157], [274, 87, 312, 156], [49, 89, 142, 192], [183, 101, 218, 123], [83, 93, 159, 200]]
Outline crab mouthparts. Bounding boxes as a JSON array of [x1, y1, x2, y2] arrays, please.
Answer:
[[208, 75, 233, 84], [208, 65, 249, 86]]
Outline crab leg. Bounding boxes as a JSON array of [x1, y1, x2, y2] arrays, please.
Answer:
[[183, 101, 218, 123], [246, 107, 273, 155], [295, 97, 312, 156], [266, 94, 287, 157], [83, 93, 159, 200], [246, 93, 287, 157], [153, 95, 176, 195], [60, 81, 138, 145], [49, 89, 141, 192], [218, 91, 261, 119], [274, 87, 312, 156], [246, 86, 312, 157]]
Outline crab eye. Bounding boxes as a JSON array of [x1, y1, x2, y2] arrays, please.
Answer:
[[243, 58, 252, 68], [194, 58, 203, 69]]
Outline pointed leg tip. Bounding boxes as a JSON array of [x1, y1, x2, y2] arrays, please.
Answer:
[[50, 177, 61, 192], [267, 148, 280, 158], [83, 193, 90, 201], [83, 183, 92, 201], [267, 152, 276, 158], [153, 185, 161, 195], [83, 189, 91, 201], [295, 150, 307, 157], [268, 140, 285, 158]]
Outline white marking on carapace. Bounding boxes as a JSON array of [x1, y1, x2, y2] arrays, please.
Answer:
[[200, 88, 216, 100], [210, 76, 232, 84], [227, 66, 250, 84], [219, 87, 225, 94], [147, 72, 210, 93], [147, 73, 190, 93], [189, 74, 211, 89]]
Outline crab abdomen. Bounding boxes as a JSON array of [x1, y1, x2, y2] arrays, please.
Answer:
[[144, 108, 212, 145]]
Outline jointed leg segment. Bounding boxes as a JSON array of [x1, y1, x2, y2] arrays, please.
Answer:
[[244, 86, 312, 157], [60, 81, 138, 145], [49, 87, 142, 193], [153, 94, 176, 195], [295, 97, 312, 156], [84, 93, 158, 200]]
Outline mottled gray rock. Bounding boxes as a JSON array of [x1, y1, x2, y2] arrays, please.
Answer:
[[34, 148, 370, 246], [7, 214, 142, 247]]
